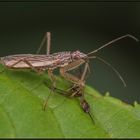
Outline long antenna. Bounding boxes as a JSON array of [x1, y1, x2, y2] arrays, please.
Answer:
[[88, 56, 126, 87], [87, 34, 139, 56]]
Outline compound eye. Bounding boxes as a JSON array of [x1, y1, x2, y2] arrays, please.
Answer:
[[76, 50, 80, 54], [75, 50, 81, 58], [71, 51, 81, 59]]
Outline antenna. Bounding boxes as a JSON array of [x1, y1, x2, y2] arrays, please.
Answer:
[[88, 56, 126, 87], [87, 34, 139, 56]]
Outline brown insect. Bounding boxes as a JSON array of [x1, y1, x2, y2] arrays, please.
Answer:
[[0, 32, 138, 113]]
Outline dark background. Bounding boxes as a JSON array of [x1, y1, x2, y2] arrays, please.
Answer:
[[0, 2, 139, 104]]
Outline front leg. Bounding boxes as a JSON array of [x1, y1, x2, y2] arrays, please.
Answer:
[[60, 59, 85, 86], [60, 59, 89, 97]]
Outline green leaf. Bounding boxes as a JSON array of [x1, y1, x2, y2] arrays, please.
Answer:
[[0, 65, 140, 138]]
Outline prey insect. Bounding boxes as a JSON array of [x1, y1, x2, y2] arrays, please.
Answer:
[[45, 81, 95, 124], [0, 32, 138, 113]]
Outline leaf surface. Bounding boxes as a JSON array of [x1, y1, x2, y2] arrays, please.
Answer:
[[0, 66, 140, 138]]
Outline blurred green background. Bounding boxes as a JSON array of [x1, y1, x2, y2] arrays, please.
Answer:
[[0, 2, 139, 104]]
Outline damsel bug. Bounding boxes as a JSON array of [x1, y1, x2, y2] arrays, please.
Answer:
[[0, 32, 138, 115], [42, 32, 138, 124]]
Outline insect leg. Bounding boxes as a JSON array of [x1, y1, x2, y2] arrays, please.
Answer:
[[9, 59, 43, 74], [68, 62, 90, 97], [76, 62, 95, 124], [45, 78, 95, 124], [60, 60, 89, 97], [60, 60, 95, 122], [60, 59, 85, 89], [43, 69, 56, 110], [36, 32, 51, 55], [48, 69, 56, 89], [80, 62, 90, 82], [69, 62, 89, 97]]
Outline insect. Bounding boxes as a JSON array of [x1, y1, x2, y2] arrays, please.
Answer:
[[45, 81, 95, 123], [0, 32, 138, 113], [42, 33, 138, 124]]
